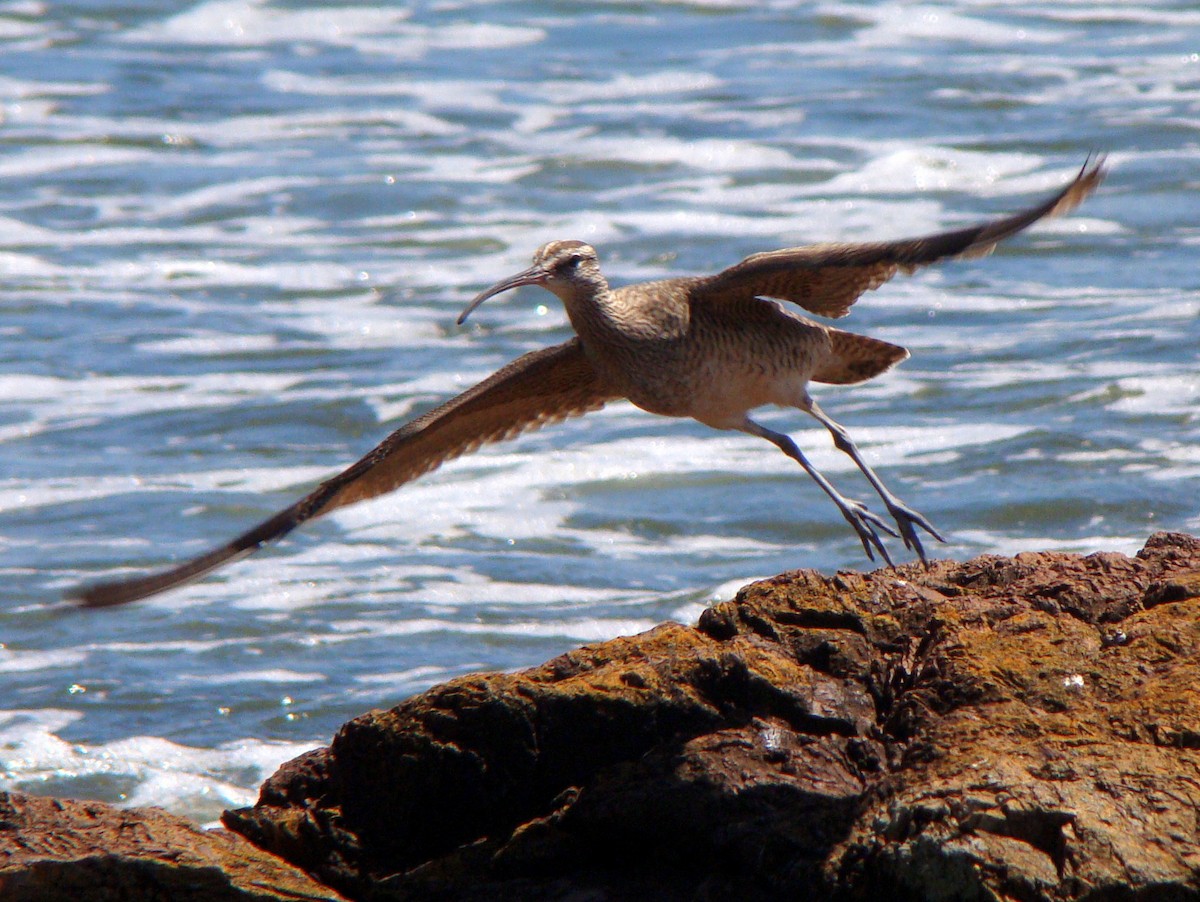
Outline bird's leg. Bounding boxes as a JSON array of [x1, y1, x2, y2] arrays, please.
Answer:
[[804, 400, 945, 565], [741, 418, 898, 566]]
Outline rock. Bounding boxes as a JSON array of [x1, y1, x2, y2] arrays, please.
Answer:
[[0, 791, 346, 901], [224, 532, 1200, 901]]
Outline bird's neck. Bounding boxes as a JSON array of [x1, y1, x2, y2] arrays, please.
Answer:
[[552, 280, 628, 340], [568, 279, 693, 344]]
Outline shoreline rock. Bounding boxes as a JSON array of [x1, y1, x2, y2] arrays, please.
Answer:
[[4, 532, 1199, 900], [0, 791, 347, 901]]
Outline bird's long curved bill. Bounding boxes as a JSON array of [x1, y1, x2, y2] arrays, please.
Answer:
[[457, 265, 547, 325]]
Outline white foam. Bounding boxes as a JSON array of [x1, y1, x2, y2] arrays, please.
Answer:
[[397, 153, 543, 185], [328, 616, 659, 643], [0, 144, 154, 178], [262, 71, 512, 113], [229, 545, 648, 612], [0, 708, 317, 821], [89, 636, 260, 655], [0, 647, 88, 673], [0, 465, 331, 516], [1040, 5, 1200, 26], [1137, 440, 1200, 481], [0, 369, 329, 446], [815, 2, 1066, 47], [121, 1, 412, 47], [353, 664, 478, 686], [124, 174, 312, 220], [951, 530, 1146, 558], [408, 21, 544, 51], [0, 72, 104, 100], [136, 332, 283, 357], [0, 709, 84, 776], [179, 669, 327, 685], [1108, 375, 1200, 416], [535, 71, 724, 104], [526, 132, 799, 173], [0, 11, 45, 42], [813, 147, 1061, 197]]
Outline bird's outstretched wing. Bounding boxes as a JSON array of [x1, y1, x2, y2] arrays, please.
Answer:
[[696, 157, 1106, 318], [71, 338, 619, 608]]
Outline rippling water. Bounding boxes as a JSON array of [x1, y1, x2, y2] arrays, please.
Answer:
[[1, 1, 1196, 823]]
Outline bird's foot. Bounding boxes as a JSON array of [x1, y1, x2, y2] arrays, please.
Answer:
[[883, 499, 945, 567], [837, 498, 899, 568]]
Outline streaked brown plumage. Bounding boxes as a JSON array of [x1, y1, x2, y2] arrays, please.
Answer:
[[71, 158, 1105, 608]]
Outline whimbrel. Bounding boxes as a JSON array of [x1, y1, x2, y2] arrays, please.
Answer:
[[71, 159, 1105, 608]]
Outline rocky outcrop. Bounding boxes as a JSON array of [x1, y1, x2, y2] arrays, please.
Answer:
[[4, 535, 1196, 900], [220, 532, 1200, 901], [0, 790, 347, 901]]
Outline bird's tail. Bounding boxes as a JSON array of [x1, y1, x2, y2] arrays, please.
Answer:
[[812, 328, 909, 385]]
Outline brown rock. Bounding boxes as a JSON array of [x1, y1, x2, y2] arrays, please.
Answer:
[[0, 791, 345, 901], [225, 532, 1200, 900]]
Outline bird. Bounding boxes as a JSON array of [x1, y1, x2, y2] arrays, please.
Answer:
[[70, 158, 1105, 608]]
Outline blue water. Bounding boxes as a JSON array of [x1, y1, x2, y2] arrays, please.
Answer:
[[0, 1, 1196, 824]]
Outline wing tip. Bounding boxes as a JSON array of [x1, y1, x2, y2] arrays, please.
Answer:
[[957, 152, 1108, 261], [67, 574, 162, 609], [1057, 152, 1108, 214]]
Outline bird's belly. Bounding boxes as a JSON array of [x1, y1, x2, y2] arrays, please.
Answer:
[[623, 356, 806, 427], [581, 303, 826, 428]]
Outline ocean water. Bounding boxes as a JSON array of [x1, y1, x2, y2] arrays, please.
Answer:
[[0, 0, 1196, 825]]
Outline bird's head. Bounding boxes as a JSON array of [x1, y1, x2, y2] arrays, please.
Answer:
[[457, 240, 604, 325]]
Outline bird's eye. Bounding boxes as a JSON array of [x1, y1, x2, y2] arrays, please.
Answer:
[[566, 253, 583, 268]]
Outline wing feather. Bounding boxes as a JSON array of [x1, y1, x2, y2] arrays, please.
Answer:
[[72, 338, 618, 608], [697, 157, 1105, 318]]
